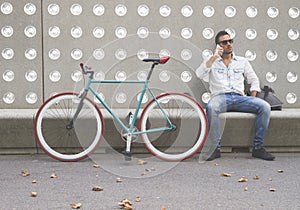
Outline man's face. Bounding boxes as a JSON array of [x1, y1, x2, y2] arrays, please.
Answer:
[[218, 35, 233, 55]]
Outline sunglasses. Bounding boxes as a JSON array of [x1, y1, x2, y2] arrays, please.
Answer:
[[218, 39, 233, 45]]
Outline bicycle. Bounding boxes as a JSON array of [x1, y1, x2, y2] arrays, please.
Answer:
[[34, 56, 208, 162]]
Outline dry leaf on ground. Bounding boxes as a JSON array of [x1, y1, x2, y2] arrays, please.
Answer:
[[277, 170, 284, 173], [137, 159, 147, 165], [221, 172, 232, 177], [21, 170, 30, 177], [145, 168, 156, 172], [118, 198, 132, 209], [135, 196, 141, 202], [238, 176, 248, 182], [92, 186, 104, 191], [50, 173, 57, 178], [93, 164, 100, 168], [116, 177, 123, 183], [70, 203, 82, 209], [253, 175, 259, 180], [30, 192, 37, 197]]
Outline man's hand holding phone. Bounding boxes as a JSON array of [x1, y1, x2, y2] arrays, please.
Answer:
[[215, 44, 224, 57], [206, 44, 224, 68]]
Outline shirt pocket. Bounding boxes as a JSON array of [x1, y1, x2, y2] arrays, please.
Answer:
[[233, 68, 244, 80], [213, 68, 225, 80]]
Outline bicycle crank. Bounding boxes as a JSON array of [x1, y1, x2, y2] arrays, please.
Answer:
[[121, 127, 138, 142]]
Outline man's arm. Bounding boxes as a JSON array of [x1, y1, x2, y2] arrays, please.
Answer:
[[205, 46, 223, 68], [195, 61, 210, 82], [250, 90, 257, 97], [196, 47, 221, 81], [244, 59, 261, 96], [205, 54, 219, 68]]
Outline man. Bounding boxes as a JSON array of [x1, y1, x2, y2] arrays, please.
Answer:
[[196, 30, 275, 161]]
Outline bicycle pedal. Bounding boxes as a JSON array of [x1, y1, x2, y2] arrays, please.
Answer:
[[122, 151, 132, 161]]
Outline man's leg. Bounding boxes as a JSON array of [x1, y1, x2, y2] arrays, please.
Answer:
[[229, 95, 275, 160], [205, 94, 228, 160]]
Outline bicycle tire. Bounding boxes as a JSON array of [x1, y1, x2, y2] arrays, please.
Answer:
[[139, 93, 208, 161], [34, 92, 104, 162]]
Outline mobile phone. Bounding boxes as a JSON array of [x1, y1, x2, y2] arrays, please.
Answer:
[[216, 44, 223, 56]]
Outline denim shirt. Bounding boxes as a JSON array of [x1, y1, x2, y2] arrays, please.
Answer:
[[196, 53, 261, 96]]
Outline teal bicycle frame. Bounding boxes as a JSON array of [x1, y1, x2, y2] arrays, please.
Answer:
[[74, 62, 176, 155]]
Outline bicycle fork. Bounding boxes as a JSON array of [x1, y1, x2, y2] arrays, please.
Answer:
[[66, 90, 88, 130]]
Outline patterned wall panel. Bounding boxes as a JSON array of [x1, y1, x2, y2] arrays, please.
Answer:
[[0, 0, 42, 108], [1, 0, 299, 108]]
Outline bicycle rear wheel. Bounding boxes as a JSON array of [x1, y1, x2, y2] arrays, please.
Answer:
[[139, 93, 208, 161], [34, 92, 104, 161]]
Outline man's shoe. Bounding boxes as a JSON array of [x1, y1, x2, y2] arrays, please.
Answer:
[[204, 149, 221, 161], [252, 147, 275, 161]]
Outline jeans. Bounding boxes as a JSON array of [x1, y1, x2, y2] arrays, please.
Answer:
[[206, 92, 271, 150]]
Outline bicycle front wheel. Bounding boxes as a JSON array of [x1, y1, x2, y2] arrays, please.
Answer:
[[34, 92, 104, 161], [139, 93, 208, 161]]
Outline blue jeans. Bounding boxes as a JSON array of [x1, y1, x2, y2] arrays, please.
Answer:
[[206, 92, 271, 150]]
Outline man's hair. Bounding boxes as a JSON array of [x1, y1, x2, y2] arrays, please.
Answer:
[[215, 30, 230, 45]]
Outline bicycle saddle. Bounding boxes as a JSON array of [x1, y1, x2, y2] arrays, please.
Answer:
[[142, 56, 170, 64]]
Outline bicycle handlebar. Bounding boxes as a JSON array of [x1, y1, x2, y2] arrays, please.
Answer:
[[80, 63, 94, 77]]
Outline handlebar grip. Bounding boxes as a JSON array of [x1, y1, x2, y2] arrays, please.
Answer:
[[79, 63, 94, 77], [80, 63, 85, 73]]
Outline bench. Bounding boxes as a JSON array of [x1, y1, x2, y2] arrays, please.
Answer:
[[219, 109, 300, 152], [0, 109, 300, 154]]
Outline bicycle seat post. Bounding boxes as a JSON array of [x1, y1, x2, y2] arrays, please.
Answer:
[[146, 62, 159, 81], [143, 56, 170, 81]]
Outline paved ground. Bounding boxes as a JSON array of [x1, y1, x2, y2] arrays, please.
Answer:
[[0, 153, 299, 210]]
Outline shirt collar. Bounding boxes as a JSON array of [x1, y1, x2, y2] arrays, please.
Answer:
[[217, 52, 238, 62]]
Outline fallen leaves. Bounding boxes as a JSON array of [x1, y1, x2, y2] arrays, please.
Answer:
[[135, 196, 141, 202], [118, 198, 132, 210], [253, 175, 259, 180], [137, 159, 147, 165], [221, 172, 232, 177], [92, 186, 104, 191], [118, 196, 143, 209], [21, 170, 30, 177], [238, 176, 248, 183], [50, 173, 57, 178], [70, 203, 82, 209], [116, 177, 123, 183], [145, 167, 156, 172], [18, 166, 151, 210], [93, 164, 100, 168], [18, 159, 287, 210], [217, 167, 286, 193], [30, 192, 37, 197]]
